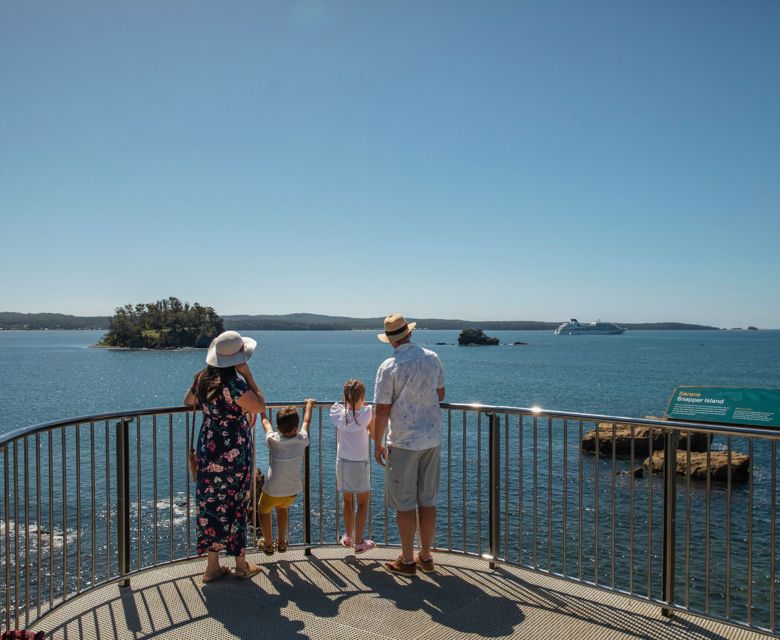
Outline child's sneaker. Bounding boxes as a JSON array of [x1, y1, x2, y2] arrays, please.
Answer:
[[354, 539, 376, 554], [339, 534, 353, 548]]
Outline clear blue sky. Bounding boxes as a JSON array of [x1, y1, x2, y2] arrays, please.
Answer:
[[1, 1, 778, 327]]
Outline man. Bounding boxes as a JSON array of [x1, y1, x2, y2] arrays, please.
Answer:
[[374, 313, 445, 576]]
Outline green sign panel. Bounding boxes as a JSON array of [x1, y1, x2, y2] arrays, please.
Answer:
[[666, 387, 780, 428]]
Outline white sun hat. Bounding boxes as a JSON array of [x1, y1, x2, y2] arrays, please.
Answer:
[[205, 331, 257, 367]]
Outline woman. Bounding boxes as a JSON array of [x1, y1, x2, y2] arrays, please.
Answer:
[[184, 330, 266, 582]]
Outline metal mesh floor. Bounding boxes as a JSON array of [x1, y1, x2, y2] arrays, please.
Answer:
[[36, 547, 769, 640]]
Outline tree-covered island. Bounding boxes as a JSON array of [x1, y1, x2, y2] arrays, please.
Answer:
[[98, 297, 224, 349]]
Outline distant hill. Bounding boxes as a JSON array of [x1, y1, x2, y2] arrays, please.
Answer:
[[0, 312, 110, 330], [0, 311, 722, 332], [223, 314, 721, 331], [222, 313, 561, 331]]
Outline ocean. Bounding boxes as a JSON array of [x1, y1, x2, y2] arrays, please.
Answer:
[[2, 328, 779, 434]]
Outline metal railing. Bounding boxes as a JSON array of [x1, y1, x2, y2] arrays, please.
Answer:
[[0, 402, 778, 636]]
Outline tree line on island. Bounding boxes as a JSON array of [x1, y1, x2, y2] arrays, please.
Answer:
[[99, 298, 224, 349]]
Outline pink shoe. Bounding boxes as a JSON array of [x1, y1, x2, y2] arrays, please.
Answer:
[[339, 534, 353, 548], [354, 539, 376, 554]]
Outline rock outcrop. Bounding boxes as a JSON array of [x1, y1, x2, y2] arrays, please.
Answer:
[[458, 328, 499, 346], [642, 450, 749, 484], [581, 421, 709, 456]]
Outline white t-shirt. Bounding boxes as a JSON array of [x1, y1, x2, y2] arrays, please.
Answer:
[[263, 431, 309, 497], [374, 342, 445, 450], [330, 402, 372, 462]]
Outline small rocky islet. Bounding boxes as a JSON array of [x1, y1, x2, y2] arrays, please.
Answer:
[[582, 420, 749, 483]]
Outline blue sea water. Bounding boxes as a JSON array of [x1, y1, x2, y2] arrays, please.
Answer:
[[2, 328, 779, 433], [1, 329, 780, 628]]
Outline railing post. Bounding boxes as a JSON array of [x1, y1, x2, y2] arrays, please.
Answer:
[[488, 413, 501, 569], [116, 418, 131, 587], [3, 444, 12, 632], [304, 441, 312, 556], [662, 428, 678, 616]]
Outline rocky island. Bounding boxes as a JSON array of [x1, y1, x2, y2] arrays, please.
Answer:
[[98, 297, 224, 349], [458, 328, 499, 346]]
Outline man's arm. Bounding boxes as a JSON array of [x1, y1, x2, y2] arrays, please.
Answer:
[[437, 387, 445, 402], [301, 399, 316, 434], [373, 403, 391, 466]]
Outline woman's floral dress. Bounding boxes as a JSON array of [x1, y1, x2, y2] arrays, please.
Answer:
[[194, 377, 253, 556]]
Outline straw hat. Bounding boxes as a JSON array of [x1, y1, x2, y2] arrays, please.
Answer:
[[378, 313, 416, 343], [206, 331, 257, 367]]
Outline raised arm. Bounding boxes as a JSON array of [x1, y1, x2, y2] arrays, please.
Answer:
[[236, 390, 266, 415], [236, 364, 266, 406], [184, 388, 198, 407], [301, 399, 316, 434], [259, 411, 273, 434]]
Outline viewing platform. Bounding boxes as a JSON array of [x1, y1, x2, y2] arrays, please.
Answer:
[[2, 402, 779, 638], [35, 547, 768, 639]]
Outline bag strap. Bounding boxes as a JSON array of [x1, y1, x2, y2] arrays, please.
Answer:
[[190, 407, 197, 451], [190, 372, 202, 451]]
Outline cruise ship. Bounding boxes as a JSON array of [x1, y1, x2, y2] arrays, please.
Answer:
[[554, 318, 626, 335]]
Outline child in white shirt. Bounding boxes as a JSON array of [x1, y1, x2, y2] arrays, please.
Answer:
[[257, 399, 314, 555], [330, 379, 375, 554]]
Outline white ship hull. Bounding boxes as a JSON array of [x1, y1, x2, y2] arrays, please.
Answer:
[[555, 319, 625, 335]]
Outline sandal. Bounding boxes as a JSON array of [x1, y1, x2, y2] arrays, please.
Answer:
[[260, 538, 275, 556], [354, 539, 376, 555], [201, 566, 231, 584], [276, 539, 287, 553], [339, 534, 353, 548], [234, 563, 262, 581]]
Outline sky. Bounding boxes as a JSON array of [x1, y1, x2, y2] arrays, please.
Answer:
[[1, 1, 778, 328]]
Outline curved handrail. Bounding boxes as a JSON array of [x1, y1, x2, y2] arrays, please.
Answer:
[[4, 401, 780, 449], [1, 401, 778, 636]]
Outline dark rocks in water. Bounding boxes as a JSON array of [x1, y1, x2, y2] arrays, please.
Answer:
[[644, 450, 749, 483], [748, 326, 759, 331], [434, 342, 449, 345], [581, 420, 709, 456], [458, 328, 499, 346], [512, 341, 528, 346]]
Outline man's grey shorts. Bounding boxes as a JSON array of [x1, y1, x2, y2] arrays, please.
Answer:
[[386, 445, 441, 511]]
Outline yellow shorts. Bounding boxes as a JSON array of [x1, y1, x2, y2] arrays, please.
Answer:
[[258, 492, 296, 514]]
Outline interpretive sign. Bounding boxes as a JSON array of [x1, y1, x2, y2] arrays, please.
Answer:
[[666, 386, 780, 428]]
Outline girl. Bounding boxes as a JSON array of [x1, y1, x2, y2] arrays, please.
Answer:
[[330, 379, 376, 554]]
